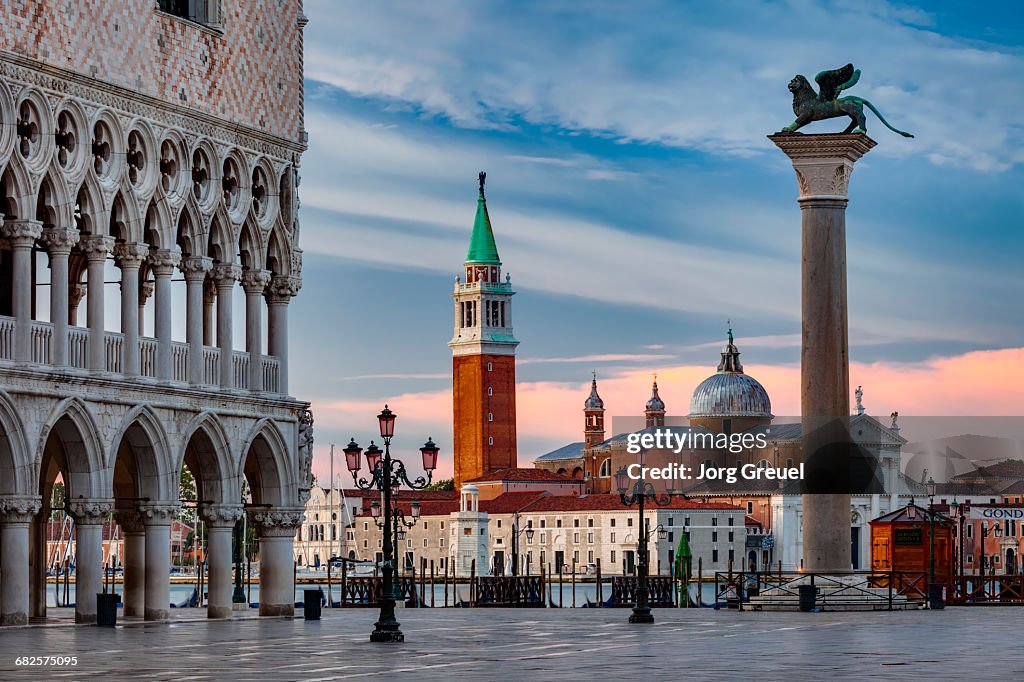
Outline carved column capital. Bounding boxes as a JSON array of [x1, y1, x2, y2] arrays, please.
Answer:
[[768, 133, 876, 200], [199, 504, 243, 528], [137, 502, 180, 525], [113, 241, 150, 270], [67, 498, 114, 524], [211, 262, 242, 286], [69, 284, 86, 308], [113, 509, 146, 534], [248, 507, 305, 537], [0, 495, 42, 524], [80, 235, 116, 263], [203, 278, 218, 305], [139, 280, 154, 304], [180, 255, 214, 283], [265, 275, 302, 304], [240, 268, 272, 294], [0, 219, 43, 247], [148, 247, 182, 276], [41, 227, 80, 256]]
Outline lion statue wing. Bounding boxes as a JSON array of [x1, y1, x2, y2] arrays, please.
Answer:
[[814, 63, 859, 102]]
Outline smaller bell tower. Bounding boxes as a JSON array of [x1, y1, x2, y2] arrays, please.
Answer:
[[584, 373, 605, 448]]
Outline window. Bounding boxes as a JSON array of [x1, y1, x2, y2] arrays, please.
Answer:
[[363, 540, 368, 549], [587, 532, 594, 543], [573, 519, 580, 528], [540, 520, 546, 528], [966, 554, 973, 563], [728, 517, 734, 526], [728, 531, 734, 542], [967, 525, 973, 538], [599, 458, 612, 477], [488, 436, 494, 446], [158, 0, 219, 26], [363, 522, 368, 531], [527, 551, 533, 565], [728, 549, 735, 562], [440, 521, 445, 530], [610, 519, 616, 528], [527, 520, 533, 528], [588, 550, 594, 563], [747, 502, 754, 514], [440, 538, 445, 548], [712, 517, 718, 526], [540, 551, 546, 566], [488, 412, 493, 422], [573, 532, 580, 543], [610, 550, 616, 563], [464, 528, 472, 535], [557, 519, 563, 528], [787, 458, 793, 468], [488, 387, 493, 396], [668, 532, 674, 543], [487, 362, 493, 372], [712, 531, 718, 543], [587, 518, 594, 528], [540, 532, 547, 543], [497, 520, 502, 528], [423, 538, 428, 548], [495, 538, 503, 545], [573, 550, 579, 563], [712, 549, 719, 562], [685, 517, 690, 526], [627, 518, 633, 527]]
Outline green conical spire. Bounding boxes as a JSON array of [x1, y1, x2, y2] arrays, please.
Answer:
[[466, 171, 501, 264]]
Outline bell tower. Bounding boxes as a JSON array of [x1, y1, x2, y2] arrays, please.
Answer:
[[584, 373, 605, 448], [450, 172, 518, 489]]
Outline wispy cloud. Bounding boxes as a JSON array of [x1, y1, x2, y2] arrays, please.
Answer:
[[518, 353, 676, 365]]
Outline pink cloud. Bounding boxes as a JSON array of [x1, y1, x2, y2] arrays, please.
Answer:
[[309, 348, 1024, 482]]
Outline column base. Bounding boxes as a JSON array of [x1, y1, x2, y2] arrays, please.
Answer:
[[370, 630, 405, 643], [124, 606, 144, 618], [1, 612, 28, 626], [258, 603, 294, 617], [145, 608, 169, 621], [75, 612, 97, 624], [629, 607, 654, 624], [207, 605, 233, 619], [232, 602, 248, 611]]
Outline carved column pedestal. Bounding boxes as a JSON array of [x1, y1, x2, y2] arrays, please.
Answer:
[[770, 133, 875, 573]]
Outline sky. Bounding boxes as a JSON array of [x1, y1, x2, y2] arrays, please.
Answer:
[[292, 0, 1024, 484]]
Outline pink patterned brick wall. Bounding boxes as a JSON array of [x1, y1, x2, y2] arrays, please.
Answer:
[[0, 0, 304, 144]]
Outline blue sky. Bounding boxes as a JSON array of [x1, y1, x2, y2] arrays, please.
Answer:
[[292, 0, 1023, 476]]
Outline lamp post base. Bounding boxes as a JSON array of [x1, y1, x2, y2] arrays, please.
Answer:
[[629, 606, 654, 624], [370, 598, 404, 643], [370, 629, 405, 643]]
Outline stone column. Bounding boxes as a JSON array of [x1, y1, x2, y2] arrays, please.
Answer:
[[114, 242, 148, 378], [211, 263, 241, 389], [181, 256, 213, 386], [203, 279, 216, 347], [249, 508, 304, 617], [200, 504, 242, 619], [150, 248, 181, 382], [113, 509, 146, 618], [80, 236, 114, 372], [241, 270, 271, 392], [770, 133, 875, 573], [138, 503, 178, 621], [266, 275, 301, 395], [40, 227, 79, 367], [138, 280, 153, 336], [0, 496, 42, 626], [68, 499, 113, 624], [1, 220, 43, 363]]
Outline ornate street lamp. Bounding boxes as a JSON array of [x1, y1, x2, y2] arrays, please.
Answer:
[[616, 466, 673, 624], [347, 405, 439, 643], [927, 477, 937, 587], [510, 512, 536, 576]]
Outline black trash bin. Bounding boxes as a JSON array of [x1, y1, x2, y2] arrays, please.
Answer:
[[928, 583, 945, 610], [798, 585, 817, 612], [303, 589, 322, 620], [96, 593, 119, 627]]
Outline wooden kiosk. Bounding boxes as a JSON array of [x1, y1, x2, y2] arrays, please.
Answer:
[[870, 504, 954, 589]]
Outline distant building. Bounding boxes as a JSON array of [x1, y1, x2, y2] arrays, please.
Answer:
[[534, 329, 928, 571]]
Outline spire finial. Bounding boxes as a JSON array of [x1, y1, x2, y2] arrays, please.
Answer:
[[478, 170, 486, 197], [727, 319, 733, 345]]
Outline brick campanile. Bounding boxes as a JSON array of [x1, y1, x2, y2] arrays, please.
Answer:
[[450, 172, 519, 489]]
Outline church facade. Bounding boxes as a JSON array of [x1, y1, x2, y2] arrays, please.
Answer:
[[0, 1, 312, 625]]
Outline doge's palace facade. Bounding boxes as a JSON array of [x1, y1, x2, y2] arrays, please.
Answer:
[[0, 1, 313, 624]]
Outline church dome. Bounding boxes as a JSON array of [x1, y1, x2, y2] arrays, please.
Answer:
[[689, 328, 772, 419]]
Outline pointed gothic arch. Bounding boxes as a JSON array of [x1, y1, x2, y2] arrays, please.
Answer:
[[35, 396, 107, 500], [238, 418, 294, 507], [0, 389, 32, 496], [0, 159, 33, 219], [179, 411, 238, 505], [108, 405, 175, 502]]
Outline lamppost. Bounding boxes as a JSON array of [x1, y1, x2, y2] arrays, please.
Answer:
[[510, 512, 536, 576], [370, 498, 420, 600], [232, 517, 246, 607], [927, 477, 936, 587], [615, 466, 670, 624], [949, 499, 964, 577], [345, 405, 439, 643]]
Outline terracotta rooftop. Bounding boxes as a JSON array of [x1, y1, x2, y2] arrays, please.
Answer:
[[463, 468, 582, 483], [951, 459, 1024, 480]]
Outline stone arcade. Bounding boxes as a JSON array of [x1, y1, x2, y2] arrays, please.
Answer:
[[0, 1, 312, 625]]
